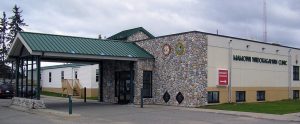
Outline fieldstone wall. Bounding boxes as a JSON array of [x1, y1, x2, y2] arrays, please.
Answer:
[[11, 97, 46, 109], [133, 59, 155, 104], [102, 60, 154, 104], [135, 32, 208, 107], [102, 60, 130, 103], [127, 31, 150, 41]]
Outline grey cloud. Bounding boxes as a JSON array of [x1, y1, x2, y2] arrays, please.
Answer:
[[1, 0, 300, 47]]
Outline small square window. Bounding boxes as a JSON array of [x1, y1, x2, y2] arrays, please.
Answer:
[[208, 91, 219, 103], [236, 91, 246, 102], [293, 90, 299, 100], [257, 91, 265, 101]]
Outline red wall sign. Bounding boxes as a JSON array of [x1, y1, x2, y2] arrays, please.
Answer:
[[218, 69, 228, 85]]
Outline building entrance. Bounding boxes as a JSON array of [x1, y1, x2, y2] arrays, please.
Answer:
[[115, 71, 131, 104]]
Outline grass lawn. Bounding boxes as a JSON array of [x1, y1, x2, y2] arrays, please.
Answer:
[[86, 97, 98, 100], [41, 91, 99, 100], [201, 100, 300, 115], [41, 91, 65, 97]]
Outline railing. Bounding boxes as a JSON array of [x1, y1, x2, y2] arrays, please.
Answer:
[[61, 79, 82, 97]]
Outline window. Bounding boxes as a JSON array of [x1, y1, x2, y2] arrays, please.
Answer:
[[236, 91, 246, 102], [143, 71, 152, 98], [75, 71, 78, 79], [96, 69, 99, 82], [49, 72, 52, 82], [257, 91, 265, 101], [208, 91, 219, 103], [293, 90, 299, 100], [293, 66, 299, 81], [61, 71, 64, 80]]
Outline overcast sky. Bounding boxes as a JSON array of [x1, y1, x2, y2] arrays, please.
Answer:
[[1, 0, 300, 64]]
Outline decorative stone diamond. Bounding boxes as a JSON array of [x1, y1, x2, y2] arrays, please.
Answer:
[[176, 92, 184, 104], [163, 91, 170, 103]]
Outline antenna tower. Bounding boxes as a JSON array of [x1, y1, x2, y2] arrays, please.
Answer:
[[263, 0, 267, 42]]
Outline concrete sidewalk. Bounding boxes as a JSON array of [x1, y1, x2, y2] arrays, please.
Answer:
[[147, 105, 300, 122]]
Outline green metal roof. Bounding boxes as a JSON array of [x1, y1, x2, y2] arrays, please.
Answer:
[[19, 32, 154, 59], [108, 27, 155, 40], [41, 63, 90, 70]]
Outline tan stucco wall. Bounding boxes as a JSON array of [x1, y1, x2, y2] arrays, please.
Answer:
[[207, 87, 300, 104]]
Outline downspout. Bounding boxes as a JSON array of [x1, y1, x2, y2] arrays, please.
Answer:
[[228, 40, 233, 103], [288, 48, 292, 99]]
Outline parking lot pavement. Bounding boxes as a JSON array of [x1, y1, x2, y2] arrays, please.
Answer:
[[1, 96, 299, 124], [43, 96, 300, 124]]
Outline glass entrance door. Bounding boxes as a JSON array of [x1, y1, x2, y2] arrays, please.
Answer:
[[116, 71, 131, 104]]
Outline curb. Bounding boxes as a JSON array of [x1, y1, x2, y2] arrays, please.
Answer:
[[9, 105, 80, 118], [143, 105, 300, 122], [183, 108, 300, 122]]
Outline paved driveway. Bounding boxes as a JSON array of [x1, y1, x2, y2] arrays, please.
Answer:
[[42, 96, 299, 124]]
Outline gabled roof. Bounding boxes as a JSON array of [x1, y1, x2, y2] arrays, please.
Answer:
[[8, 32, 154, 61], [107, 27, 155, 40], [41, 63, 90, 70]]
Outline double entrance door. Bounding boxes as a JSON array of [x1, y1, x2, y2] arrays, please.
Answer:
[[115, 71, 132, 104]]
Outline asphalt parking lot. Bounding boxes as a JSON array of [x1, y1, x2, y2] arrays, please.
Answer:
[[0, 96, 299, 124]]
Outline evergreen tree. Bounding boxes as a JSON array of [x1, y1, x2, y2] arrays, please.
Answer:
[[0, 11, 10, 81], [7, 4, 27, 48], [0, 12, 8, 62]]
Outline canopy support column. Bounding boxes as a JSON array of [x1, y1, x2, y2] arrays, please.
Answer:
[[20, 58, 24, 97], [129, 61, 134, 103], [15, 58, 20, 97], [99, 61, 104, 102], [25, 57, 28, 98], [36, 56, 41, 100], [31, 57, 34, 99]]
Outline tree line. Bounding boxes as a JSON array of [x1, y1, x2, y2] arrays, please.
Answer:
[[0, 4, 27, 82]]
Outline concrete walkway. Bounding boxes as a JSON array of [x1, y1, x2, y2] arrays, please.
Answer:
[[160, 105, 300, 122]]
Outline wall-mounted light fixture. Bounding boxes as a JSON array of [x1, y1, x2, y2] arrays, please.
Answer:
[[246, 45, 250, 48], [276, 50, 279, 53], [262, 47, 265, 51]]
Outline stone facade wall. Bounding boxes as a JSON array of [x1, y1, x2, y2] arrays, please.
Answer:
[[133, 59, 155, 104], [101, 60, 154, 104], [136, 32, 208, 107], [102, 60, 130, 103], [127, 31, 150, 41]]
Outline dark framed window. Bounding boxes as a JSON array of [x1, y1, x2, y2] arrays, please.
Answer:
[[293, 90, 299, 100], [96, 69, 99, 82], [208, 91, 219, 103], [257, 91, 265, 101], [75, 71, 78, 79], [49, 72, 52, 82], [293, 66, 299, 81], [236, 91, 246, 102], [61, 71, 64, 80], [143, 71, 152, 98]]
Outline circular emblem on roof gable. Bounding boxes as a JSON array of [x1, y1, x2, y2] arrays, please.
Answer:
[[175, 42, 185, 55], [162, 44, 171, 56]]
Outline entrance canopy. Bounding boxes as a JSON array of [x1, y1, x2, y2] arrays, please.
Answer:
[[7, 32, 154, 101], [7, 32, 154, 62]]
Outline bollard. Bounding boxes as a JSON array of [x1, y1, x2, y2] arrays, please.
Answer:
[[68, 95, 72, 115], [140, 88, 143, 108], [84, 87, 86, 103]]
